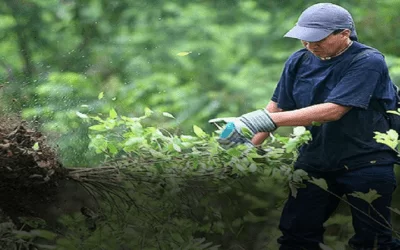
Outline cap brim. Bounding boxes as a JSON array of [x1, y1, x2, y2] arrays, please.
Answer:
[[284, 25, 333, 42]]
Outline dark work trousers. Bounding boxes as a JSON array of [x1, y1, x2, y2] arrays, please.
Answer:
[[277, 165, 400, 250]]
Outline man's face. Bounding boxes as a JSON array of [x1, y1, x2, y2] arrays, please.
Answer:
[[301, 29, 351, 59]]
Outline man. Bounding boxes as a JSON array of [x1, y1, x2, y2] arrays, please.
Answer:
[[213, 3, 400, 250]]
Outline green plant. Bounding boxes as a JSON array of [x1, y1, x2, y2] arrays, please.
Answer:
[[48, 108, 312, 249]]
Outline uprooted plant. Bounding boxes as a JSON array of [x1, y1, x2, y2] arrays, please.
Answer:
[[1, 107, 400, 249]]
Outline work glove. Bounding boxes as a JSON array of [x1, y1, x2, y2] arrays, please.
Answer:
[[209, 109, 277, 149]]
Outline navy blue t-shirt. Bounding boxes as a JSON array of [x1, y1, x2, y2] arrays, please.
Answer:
[[272, 41, 399, 172]]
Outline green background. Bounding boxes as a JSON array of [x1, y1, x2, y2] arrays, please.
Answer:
[[1, 1, 400, 249]]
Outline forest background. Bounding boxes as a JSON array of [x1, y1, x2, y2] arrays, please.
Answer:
[[1, 0, 400, 249]]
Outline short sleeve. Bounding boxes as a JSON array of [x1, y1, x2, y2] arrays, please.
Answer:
[[325, 52, 385, 109], [271, 71, 297, 110], [272, 51, 307, 111]]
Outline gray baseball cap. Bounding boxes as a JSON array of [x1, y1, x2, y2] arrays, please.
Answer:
[[284, 3, 358, 42]]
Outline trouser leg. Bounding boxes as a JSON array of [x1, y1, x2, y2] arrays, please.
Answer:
[[278, 175, 342, 250], [338, 165, 400, 250]]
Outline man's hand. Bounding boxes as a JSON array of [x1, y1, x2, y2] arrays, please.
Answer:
[[252, 132, 271, 146], [209, 109, 277, 149]]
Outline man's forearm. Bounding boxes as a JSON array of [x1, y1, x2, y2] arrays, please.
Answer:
[[252, 101, 350, 145], [268, 102, 351, 127]]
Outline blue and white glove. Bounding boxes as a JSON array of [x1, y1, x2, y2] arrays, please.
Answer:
[[209, 109, 277, 149]]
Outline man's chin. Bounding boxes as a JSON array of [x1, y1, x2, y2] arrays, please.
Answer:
[[311, 51, 330, 58]]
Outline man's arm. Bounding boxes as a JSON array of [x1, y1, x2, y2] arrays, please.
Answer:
[[269, 102, 351, 127], [251, 101, 351, 145]]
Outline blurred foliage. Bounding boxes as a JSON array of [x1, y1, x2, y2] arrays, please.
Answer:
[[1, 0, 400, 249], [1, 0, 400, 165]]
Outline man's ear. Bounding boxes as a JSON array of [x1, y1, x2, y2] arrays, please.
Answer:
[[341, 29, 351, 38]]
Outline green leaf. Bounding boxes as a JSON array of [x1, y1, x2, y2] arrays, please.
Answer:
[[124, 137, 144, 146], [248, 163, 257, 172], [76, 111, 89, 119], [193, 125, 207, 138], [109, 108, 118, 119], [388, 129, 399, 140], [13, 230, 32, 239], [226, 147, 242, 157], [32, 142, 40, 151], [283, 138, 298, 153], [318, 243, 334, 250], [30, 229, 58, 240], [387, 110, 400, 116], [267, 148, 285, 159], [241, 127, 253, 139], [176, 51, 192, 56], [162, 112, 175, 119], [172, 143, 181, 152], [149, 149, 169, 159], [292, 126, 306, 136], [144, 107, 153, 117], [292, 169, 309, 183], [311, 121, 322, 126], [373, 130, 398, 149], [171, 232, 185, 243], [89, 124, 107, 131], [107, 143, 119, 155], [98, 91, 104, 100], [349, 189, 381, 204], [309, 177, 328, 190], [289, 182, 298, 198], [180, 135, 197, 142]]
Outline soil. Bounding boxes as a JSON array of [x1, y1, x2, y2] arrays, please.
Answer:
[[0, 119, 97, 233]]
